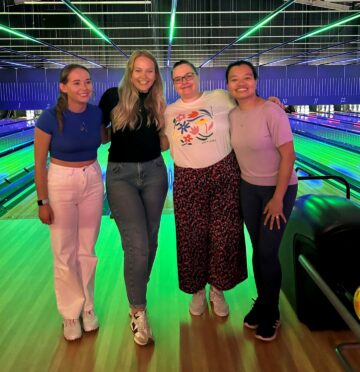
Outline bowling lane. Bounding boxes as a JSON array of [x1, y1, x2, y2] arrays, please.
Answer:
[[0, 130, 34, 154], [290, 119, 360, 152], [291, 113, 360, 133], [0, 147, 34, 181], [0, 118, 29, 127], [2, 132, 359, 219], [294, 134, 360, 192], [0, 120, 35, 136], [1, 144, 175, 219], [333, 112, 360, 120]]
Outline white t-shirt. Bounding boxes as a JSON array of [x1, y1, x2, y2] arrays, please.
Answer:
[[230, 101, 298, 186], [164, 90, 236, 168]]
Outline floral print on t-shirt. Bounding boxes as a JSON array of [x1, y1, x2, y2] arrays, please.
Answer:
[[171, 108, 214, 146]]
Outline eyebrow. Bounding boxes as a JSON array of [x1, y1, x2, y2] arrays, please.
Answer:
[[230, 73, 253, 77], [70, 78, 92, 82], [173, 71, 193, 77]]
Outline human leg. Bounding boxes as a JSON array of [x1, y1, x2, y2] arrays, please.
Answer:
[[107, 162, 155, 345], [77, 161, 104, 331], [240, 181, 274, 332], [106, 162, 151, 309], [173, 165, 210, 315], [48, 164, 87, 340], [242, 183, 297, 340], [138, 156, 168, 282], [254, 184, 298, 318], [48, 164, 86, 321], [207, 153, 247, 317], [208, 152, 247, 292], [173, 165, 210, 294]]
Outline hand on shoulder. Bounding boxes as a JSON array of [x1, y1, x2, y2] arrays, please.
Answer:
[[267, 96, 285, 110]]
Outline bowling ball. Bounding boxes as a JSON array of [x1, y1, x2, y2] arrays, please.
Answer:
[[354, 287, 360, 320]]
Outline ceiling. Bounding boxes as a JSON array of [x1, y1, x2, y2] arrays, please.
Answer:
[[0, 0, 359, 69]]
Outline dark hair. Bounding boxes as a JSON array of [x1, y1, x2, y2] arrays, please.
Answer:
[[56, 64, 90, 132], [171, 60, 198, 78], [225, 60, 258, 83]]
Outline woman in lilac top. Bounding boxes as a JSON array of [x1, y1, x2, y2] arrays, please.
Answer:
[[226, 60, 298, 342]]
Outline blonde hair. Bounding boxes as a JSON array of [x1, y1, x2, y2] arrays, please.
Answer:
[[55, 64, 90, 132], [111, 50, 165, 131]]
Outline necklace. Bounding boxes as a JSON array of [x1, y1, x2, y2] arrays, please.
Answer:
[[80, 121, 88, 132]]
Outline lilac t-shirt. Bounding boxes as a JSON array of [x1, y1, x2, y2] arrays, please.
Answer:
[[230, 101, 297, 186]]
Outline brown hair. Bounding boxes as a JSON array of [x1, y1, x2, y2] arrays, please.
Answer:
[[171, 59, 198, 79], [55, 64, 91, 132]]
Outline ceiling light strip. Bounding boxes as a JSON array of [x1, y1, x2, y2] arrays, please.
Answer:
[[199, 0, 296, 67], [296, 12, 360, 41], [0, 24, 41, 44], [296, 49, 360, 65], [246, 12, 360, 62], [166, 0, 177, 67], [0, 22, 104, 67], [61, 0, 128, 58], [0, 59, 33, 68], [0, 47, 66, 67], [22, 1, 151, 4], [327, 56, 360, 65], [261, 37, 360, 66]]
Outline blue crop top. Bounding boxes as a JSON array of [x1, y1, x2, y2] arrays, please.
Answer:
[[36, 104, 103, 162]]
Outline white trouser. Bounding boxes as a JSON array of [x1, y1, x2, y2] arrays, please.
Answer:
[[48, 161, 104, 319]]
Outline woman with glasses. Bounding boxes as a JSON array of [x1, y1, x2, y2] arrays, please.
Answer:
[[163, 60, 248, 318]]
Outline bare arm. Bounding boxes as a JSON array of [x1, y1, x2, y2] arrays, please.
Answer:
[[159, 130, 169, 151], [34, 127, 54, 225], [101, 125, 111, 144], [263, 141, 296, 230]]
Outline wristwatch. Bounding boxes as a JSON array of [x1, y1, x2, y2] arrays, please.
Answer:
[[37, 199, 49, 206]]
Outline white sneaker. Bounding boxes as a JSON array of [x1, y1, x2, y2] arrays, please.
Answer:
[[82, 310, 99, 332], [210, 287, 229, 317], [63, 319, 82, 341], [189, 289, 207, 316], [130, 310, 154, 346]]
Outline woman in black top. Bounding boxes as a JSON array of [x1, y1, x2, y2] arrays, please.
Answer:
[[99, 50, 168, 346]]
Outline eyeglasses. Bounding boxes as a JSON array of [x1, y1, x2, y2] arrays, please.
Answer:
[[173, 72, 196, 85]]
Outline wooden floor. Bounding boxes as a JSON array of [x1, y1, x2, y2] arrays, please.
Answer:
[[0, 216, 359, 372]]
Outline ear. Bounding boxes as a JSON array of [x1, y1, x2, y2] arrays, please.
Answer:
[[59, 83, 67, 94]]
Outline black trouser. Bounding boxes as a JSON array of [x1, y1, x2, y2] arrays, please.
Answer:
[[241, 180, 298, 319]]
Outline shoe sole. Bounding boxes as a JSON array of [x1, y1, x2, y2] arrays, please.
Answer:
[[244, 322, 258, 329], [129, 322, 154, 346], [254, 323, 280, 342], [64, 334, 82, 341], [210, 301, 229, 317], [189, 308, 206, 316], [134, 336, 154, 346], [83, 325, 99, 332]]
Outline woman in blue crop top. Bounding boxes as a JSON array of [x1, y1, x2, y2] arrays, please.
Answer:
[[34, 64, 105, 341], [99, 50, 168, 346]]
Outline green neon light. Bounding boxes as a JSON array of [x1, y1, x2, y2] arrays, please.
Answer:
[[297, 12, 360, 41], [169, 10, 176, 44], [0, 24, 41, 44], [62, 0, 111, 44], [237, 0, 295, 42]]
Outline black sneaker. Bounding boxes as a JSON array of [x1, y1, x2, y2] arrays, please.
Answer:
[[255, 318, 280, 342], [243, 299, 261, 329]]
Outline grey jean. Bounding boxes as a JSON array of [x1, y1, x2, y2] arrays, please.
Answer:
[[106, 156, 168, 308]]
